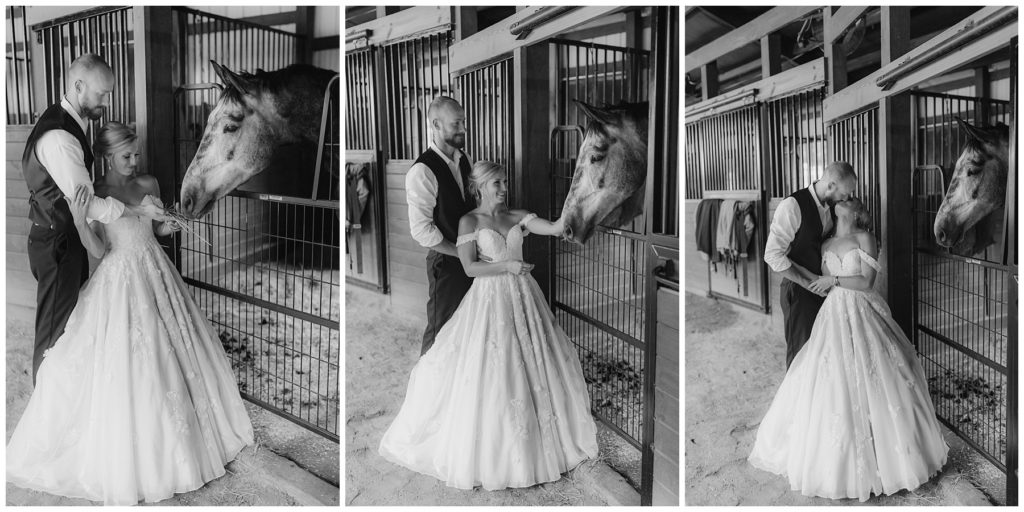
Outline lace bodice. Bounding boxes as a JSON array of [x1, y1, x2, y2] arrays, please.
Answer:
[[823, 249, 881, 277], [103, 215, 157, 253], [456, 213, 536, 263]]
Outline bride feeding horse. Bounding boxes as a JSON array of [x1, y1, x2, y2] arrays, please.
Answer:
[[179, 61, 338, 219], [560, 100, 649, 244], [933, 117, 1010, 257]]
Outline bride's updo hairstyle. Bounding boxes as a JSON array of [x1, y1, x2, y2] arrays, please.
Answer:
[[93, 121, 137, 159], [467, 161, 506, 205], [845, 196, 872, 232]]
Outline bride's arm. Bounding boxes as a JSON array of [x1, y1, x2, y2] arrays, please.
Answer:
[[514, 209, 564, 237], [66, 185, 107, 259], [456, 215, 528, 277], [134, 176, 182, 237]]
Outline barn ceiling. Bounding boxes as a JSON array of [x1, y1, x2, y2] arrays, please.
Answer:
[[685, 6, 986, 105]]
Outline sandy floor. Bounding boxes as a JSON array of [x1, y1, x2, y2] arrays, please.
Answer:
[[344, 286, 633, 506], [684, 292, 1001, 506], [5, 318, 339, 506]]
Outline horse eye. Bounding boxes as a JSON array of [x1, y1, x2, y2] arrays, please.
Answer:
[[590, 154, 605, 163], [223, 124, 239, 134], [966, 166, 981, 176]]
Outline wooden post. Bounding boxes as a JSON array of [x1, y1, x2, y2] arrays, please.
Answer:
[[880, 6, 911, 66], [454, 7, 478, 42], [514, 43, 553, 299], [701, 62, 718, 101], [823, 7, 848, 95], [880, 92, 913, 336], [975, 67, 991, 121], [760, 33, 781, 78], [133, 7, 176, 207], [295, 6, 315, 64]]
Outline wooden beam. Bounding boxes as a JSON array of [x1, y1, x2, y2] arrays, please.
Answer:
[[239, 11, 296, 29], [454, 6, 478, 42], [701, 62, 719, 101], [134, 7, 176, 208], [448, 6, 622, 74], [685, 57, 825, 122], [375, 6, 401, 19], [295, 6, 315, 64], [825, 6, 871, 45], [312, 35, 340, 52], [823, 7, 848, 95], [879, 93, 913, 333], [760, 34, 781, 77], [346, 6, 451, 50], [880, 6, 911, 65], [823, 6, 1017, 122], [685, 6, 819, 72]]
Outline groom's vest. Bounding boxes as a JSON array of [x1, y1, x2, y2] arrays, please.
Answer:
[[788, 188, 825, 275], [414, 148, 473, 244], [21, 103, 94, 233]]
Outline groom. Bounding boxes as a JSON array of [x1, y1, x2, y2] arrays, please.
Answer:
[[763, 162, 857, 368], [22, 53, 165, 384], [405, 96, 474, 355]]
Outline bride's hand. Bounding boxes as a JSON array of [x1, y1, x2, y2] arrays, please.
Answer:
[[807, 275, 833, 295], [505, 260, 534, 275]]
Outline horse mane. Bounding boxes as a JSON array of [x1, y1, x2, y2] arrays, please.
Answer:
[[218, 64, 337, 105]]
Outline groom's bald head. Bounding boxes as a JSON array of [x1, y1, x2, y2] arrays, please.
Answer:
[[66, 54, 114, 120]]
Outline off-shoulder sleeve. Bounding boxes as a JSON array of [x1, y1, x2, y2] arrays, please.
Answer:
[[857, 248, 882, 272], [456, 232, 478, 247]]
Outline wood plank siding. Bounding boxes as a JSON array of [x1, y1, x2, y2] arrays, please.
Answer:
[[7, 126, 35, 324]]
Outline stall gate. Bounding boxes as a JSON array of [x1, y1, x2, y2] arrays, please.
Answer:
[[549, 38, 650, 448], [171, 8, 339, 442], [910, 90, 1015, 489], [454, 58, 515, 202]]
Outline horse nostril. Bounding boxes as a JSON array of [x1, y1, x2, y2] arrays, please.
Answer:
[[565, 226, 573, 239], [182, 196, 193, 212], [937, 228, 947, 244]]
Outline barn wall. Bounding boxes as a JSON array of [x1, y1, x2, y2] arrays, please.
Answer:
[[385, 159, 429, 322], [7, 126, 35, 325], [652, 286, 679, 505]]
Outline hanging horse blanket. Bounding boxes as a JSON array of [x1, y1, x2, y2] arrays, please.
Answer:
[[694, 198, 722, 262]]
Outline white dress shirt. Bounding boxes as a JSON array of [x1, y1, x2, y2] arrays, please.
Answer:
[[34, 97, 125, 224], [763, 183, 833, 273], [405, 142, 472, 248]]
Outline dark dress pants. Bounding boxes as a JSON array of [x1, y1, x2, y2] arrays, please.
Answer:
[[27, 224, 89, 385], [780, 279, 825, 369], [421, 250, 473, 356]]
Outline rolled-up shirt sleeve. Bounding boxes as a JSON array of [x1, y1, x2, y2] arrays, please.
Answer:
[[35, 130, 125, 224], [763, 196, 800, 273], [405, 163, 444, 248]]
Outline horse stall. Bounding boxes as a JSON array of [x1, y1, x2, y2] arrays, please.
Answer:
[[5, 6, 342, 443], [344, 6, 679, 505], [685, 6, 1017, 504]]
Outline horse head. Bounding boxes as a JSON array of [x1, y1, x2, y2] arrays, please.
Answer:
[[180, 61, 336, 218], [933, 117, 1009, 256], [561, 101, 649, 244]]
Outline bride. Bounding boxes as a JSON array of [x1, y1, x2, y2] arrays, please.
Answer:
[[379, 161, 599, 490], [748, 196, 948, 501], [6, 122, 254, 505]]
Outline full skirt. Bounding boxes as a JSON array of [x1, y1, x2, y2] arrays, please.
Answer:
[[379, 272, 599, 490], [7, 241, 254, 505], [748, 288, 948, 501]]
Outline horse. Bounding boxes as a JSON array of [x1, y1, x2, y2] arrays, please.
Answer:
[[933, 117, 1010, 257], [561, 100, 649, 244], [179, 61, 339, 219]]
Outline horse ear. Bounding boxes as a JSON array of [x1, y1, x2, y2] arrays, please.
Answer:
[[574, 100, 618, 126], [956, 116, 999, 145], [211, 60, 254, 96]]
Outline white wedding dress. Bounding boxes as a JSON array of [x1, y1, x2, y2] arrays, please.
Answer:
[[749, 248, 948, 501], [7, 215, 254, 505], [378, 213, 599, 490]]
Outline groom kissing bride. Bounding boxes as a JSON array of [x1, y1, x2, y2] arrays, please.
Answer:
[[748, 162, 948, 501]]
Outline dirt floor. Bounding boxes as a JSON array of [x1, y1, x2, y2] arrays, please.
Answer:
[[685, 292, 1002, 506], [344, 286, 638, 506], [5, 318, 339, 506]]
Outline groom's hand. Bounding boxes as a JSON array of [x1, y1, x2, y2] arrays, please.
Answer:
[[807, 275, 833, 296]]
